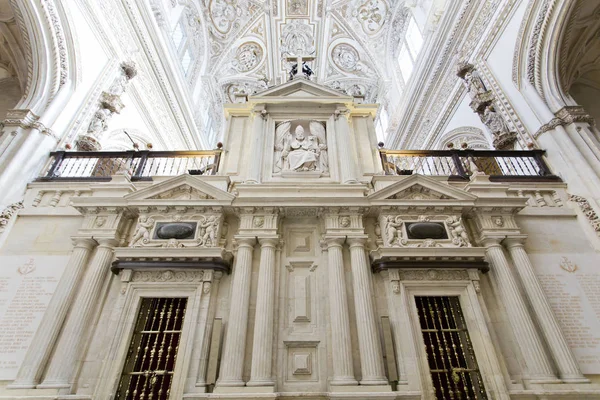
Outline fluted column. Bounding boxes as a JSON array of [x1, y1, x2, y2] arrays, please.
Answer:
[[248, 237, 279, 387], [10, 238, 97, 388], [504, 237, 587, 382], [216, 237, 256, 387], [40, 238, 119, 388], [196, 272, 223, 387], [334, 114, 358, 184], [348, 238, 387, 385], [482, 238, 556, 382], [326, 237, 358, 386]]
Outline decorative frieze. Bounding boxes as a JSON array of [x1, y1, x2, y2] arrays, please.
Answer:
[[130, 270, 205, 283], [398, 269, 470, 281]]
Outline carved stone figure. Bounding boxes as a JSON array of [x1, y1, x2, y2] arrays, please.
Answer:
[[280, 19, 315, 57], [274, 121, 328, 174], [129, 217, 155, 247], [445, 216, 471, 247], [384, 215, 405, 247], [87, 108, 112, 135], [284, 126, 318, 171], [199, 215, 219, 247], [464, 68, 487, 99], [481, 105, 511, 136]]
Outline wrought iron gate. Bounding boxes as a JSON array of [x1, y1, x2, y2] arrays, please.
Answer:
[[415, 296, 488, 400], [115, 297, 187, 400]]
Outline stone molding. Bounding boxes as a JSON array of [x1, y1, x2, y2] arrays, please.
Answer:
[[535, 106, 596, 138], [0, 110, 57, 140]]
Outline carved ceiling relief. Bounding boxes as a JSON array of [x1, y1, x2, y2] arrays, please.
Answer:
[[287, 0, 309, 16], [233, 41, 263, 72]]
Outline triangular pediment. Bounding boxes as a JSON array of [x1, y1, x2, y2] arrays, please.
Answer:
[[124, 175, 235, 203], [369, 175, 478, 202], [251, 78, 353, 101]]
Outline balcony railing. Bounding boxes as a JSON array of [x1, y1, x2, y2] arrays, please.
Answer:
[[38, 150, 222, 181], [379, 149, 560, 181]]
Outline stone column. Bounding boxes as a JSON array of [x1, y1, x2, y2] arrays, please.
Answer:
[[482, 238, 556, 382], [245, 111, 265, 183], [40, 238, 119, 388], [10, 238, 97, 388], [247, 237, 279, 387], [326, 237, 358, 386], [504, 237, 587, 382], [216, 237, 256, 388], [334, 114, 358, 184], [348, 238, 388, 386], [196, 272, 223, 387]]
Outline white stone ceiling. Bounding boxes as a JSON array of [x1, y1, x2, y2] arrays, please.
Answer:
[[193, 0, 412, 104]]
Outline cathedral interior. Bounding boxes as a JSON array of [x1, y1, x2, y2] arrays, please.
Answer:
[[0, 0, 600, 399]]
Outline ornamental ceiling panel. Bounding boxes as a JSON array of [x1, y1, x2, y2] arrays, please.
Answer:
[[195, 0, 405, 104]]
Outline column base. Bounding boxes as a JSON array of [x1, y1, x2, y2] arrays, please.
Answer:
[[360, 378, 391, 386], [6, 382, 37, 389], [214, 386, 275, 393], [330, 384, 392, 392], [35, 382, 71, 389], [329, 377, 359, 387], [214, 379, 246, 389], [246, 379, 275, 388], [560, 376, 591, 384]]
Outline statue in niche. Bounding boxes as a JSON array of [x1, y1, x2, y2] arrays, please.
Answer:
[[274, 120, 328, 173]]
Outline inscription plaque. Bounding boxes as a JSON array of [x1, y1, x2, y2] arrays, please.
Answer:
[[0, 255, 67, 379]]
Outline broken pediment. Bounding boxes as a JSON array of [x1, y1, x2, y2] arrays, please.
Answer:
[[124, 175, 235, 203], [369, 175, 478, 202]]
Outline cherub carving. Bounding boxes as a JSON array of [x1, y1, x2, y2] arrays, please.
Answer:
[[129, 217, 154, 247], [384, 216, 406, 247], [445, 216, 471, 247], [199, 215, 219, 247]]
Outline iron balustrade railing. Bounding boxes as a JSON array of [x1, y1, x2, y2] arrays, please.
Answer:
[[38, 150, 222, 181], [379, 149, 560, 181]]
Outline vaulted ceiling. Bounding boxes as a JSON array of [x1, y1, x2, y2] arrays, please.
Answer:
[[191, 0, 414, 105]]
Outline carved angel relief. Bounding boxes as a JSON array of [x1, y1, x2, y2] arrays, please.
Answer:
[[274, 120, 328, 175]]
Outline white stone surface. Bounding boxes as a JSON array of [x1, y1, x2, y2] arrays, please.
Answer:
[[0, 255, 68, 380]]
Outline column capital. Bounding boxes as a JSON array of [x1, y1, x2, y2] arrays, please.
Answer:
[[96, 238, 120, 248], [234, 236, 257, 248], [347, 236, 368, 248], [258, 237, 279, 247], [70, 237, 98, 250], [324, 236, 345, 248], [479, 235, 505, 248], [503, 235, 528, 248]]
